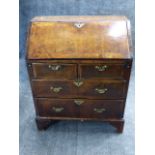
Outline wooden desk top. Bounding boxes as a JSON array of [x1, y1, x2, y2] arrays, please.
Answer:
[[27, 16, 132, 59]]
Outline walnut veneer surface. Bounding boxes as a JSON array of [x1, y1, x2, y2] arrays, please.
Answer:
[[27, 16, 132, 59], [26, 16, 133, 133]]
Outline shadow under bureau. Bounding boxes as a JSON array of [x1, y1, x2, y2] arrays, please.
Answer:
[[26, 16, 133, 133]]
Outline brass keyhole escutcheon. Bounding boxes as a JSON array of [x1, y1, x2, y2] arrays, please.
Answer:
[[48, 65, 61, 71], [73, 80, 83, 87], [74, 22, 85, 29], [74, 99, 84, 106]]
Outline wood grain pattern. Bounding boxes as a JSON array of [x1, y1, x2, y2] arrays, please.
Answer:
[[35, 98, 124, 119], [32, 80, 77, 98], [79, 63, 126, 79], [27, 16, 132, 59], [31, 79, 126, 99], [32, 63, 77, 79], [77, 79, 126, 99]]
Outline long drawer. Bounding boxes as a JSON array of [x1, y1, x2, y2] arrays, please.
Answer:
[[32, 79, 126, 99], [35, 98, 124, 119]]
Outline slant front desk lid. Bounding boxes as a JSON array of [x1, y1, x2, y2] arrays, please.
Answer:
[[27, 16, 132, 59]]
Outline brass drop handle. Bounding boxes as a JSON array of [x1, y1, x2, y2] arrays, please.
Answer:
[[95, 88, 108, 94], [95, 65, 108, 71], [74, 99, 84, 106], [50, 86, 62, 93], [52, 107, 64, 113], [48, 65, 61, 71], [94, 108, 106, 113], [73, 80, 83, 87]]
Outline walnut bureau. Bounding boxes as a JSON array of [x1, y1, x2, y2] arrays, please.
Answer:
[[26, 16, 133, 133]]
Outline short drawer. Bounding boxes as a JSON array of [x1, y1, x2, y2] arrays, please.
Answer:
[[32, 63, 77, 79], [32, 80, 77, 98], [35, 98, 78, 117], [79, 63, 126, 79], [78, 80, 126, 99]]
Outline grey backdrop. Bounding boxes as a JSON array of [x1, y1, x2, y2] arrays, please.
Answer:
[[20, 1, 135, 155], [20, 0, 135, 58]]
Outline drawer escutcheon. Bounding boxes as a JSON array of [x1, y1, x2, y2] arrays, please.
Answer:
[[73, 80, 83, 87], [74, 99, 84, 106], [48, 65, 61, 71]]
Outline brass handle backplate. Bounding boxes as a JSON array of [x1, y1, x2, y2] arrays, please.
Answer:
[[95, 88, 108, 94], [50, 86, 62, 93], [52, 107, 64, 113], [95, 65, 108, 71], [74, 99, 84, 106], [73, 80, 83, 87], [48, 65, 61, 71], [94, 108, 106, 113]]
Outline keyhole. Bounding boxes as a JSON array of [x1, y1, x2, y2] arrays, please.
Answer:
[[74, 23, 85, 28], [77, 24, 82, 28]]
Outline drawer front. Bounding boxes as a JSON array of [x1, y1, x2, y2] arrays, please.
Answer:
[[35, 98, 78, 117], [32, 79, 126, 99], [79, 99, 124, 118], [35, 98, 124, 119], [80, 63, 126, 79], [78, 80, 126, 99], [32, 80, 77, 98], [32, 63, 77, 79]]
